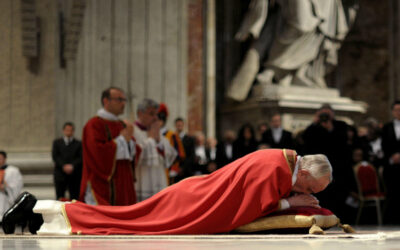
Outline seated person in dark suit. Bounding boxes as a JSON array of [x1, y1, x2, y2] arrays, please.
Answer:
[[261, 113, 294, 149], [51, 122, 82, 200]]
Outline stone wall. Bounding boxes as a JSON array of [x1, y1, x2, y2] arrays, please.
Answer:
[[0, 0, 57, 152], [57, 0, 189, 138], [0, 0, 191, 152]]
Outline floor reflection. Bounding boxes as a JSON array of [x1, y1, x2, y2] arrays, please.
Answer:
[[1, 227, 400, 250]]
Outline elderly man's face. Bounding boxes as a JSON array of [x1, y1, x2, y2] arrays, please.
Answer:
[[292, 170, 330, 195], [138, 107, 158, 128], [196, 134, 205, 146]]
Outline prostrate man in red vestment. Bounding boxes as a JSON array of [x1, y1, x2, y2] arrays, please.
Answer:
[[79, 87, 137, 206], [2, 149, 331, 235]]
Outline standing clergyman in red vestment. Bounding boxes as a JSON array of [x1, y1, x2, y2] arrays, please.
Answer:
[[79, 87, 137, 206], [2, 149, 332, 235]]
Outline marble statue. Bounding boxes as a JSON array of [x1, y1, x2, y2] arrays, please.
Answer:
[[227, 0, 358, 101]]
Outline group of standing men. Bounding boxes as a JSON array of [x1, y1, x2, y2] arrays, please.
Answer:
[[53, 87, 178, 206]]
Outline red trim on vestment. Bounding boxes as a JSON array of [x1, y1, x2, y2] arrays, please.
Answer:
[[270, 206, 334, 216], [135, 121, 147, 131]]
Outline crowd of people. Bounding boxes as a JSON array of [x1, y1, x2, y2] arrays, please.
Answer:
[[185, 103, 400, 224], [156, 101, 400, 225], [1, 86, 400, 228], [184, 102, 400, 224]]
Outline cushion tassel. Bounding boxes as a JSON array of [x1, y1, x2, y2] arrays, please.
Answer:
[[309, 223, 324, 234], [338, 222, 356, 233]]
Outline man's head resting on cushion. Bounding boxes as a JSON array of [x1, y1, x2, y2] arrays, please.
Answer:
[[289, 154, 332, 208]]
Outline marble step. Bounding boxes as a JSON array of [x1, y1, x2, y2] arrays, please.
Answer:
[[23, 174, 53, 187], [23, 186, 55, 200], [23, 174, 55, 200]]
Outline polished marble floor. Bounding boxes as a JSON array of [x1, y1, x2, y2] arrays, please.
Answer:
[[1, 226, 400, 250]]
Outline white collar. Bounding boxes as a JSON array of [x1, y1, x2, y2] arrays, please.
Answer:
[[292, 156, 301, 186], [97, 108, 119, 121], [394, 119, 400, 125], [160, 126, 167, 135], [63, 136, 73, 141]]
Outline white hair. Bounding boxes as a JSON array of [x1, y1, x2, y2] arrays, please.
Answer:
[[299, 154, 333, 181], [137, 98, 159, 113]]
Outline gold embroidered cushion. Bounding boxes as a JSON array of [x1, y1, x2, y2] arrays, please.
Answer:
[[235, 206, 343, 234]]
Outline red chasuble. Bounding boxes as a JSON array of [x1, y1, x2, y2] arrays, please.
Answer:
[[80, 116, 136, 205], [68, 149, 296, 234]]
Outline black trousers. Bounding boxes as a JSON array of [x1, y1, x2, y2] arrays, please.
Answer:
[[383, 164, 400, 224], [54, 170, 81, 200]]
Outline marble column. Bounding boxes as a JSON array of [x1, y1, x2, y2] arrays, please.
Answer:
[[206, 0, 216, 139], [187, 0, 204, 134]]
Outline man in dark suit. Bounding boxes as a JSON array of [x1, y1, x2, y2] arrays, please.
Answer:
[[302, 104, 352, 222], [216, 130, 236, 169], [175, 118, 196, 179], [261, 113, 294, 149], [51, 122, 82, 200], [381, 100, 400, 223]]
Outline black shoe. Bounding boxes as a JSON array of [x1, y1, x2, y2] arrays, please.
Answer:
[[28, 213, 44, 234], [2, 192, 37, 234]]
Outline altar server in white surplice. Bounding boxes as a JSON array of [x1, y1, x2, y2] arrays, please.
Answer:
[[0, 151, 23, 221], [134, 99, 177, 202]]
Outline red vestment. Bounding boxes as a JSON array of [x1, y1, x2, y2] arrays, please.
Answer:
[[68, 149, 296, 234], [79, 116, 136, 205]]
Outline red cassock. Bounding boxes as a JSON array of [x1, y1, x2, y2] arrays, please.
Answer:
[[80, 116, 137, 205], [68, 149, 297, 234]]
